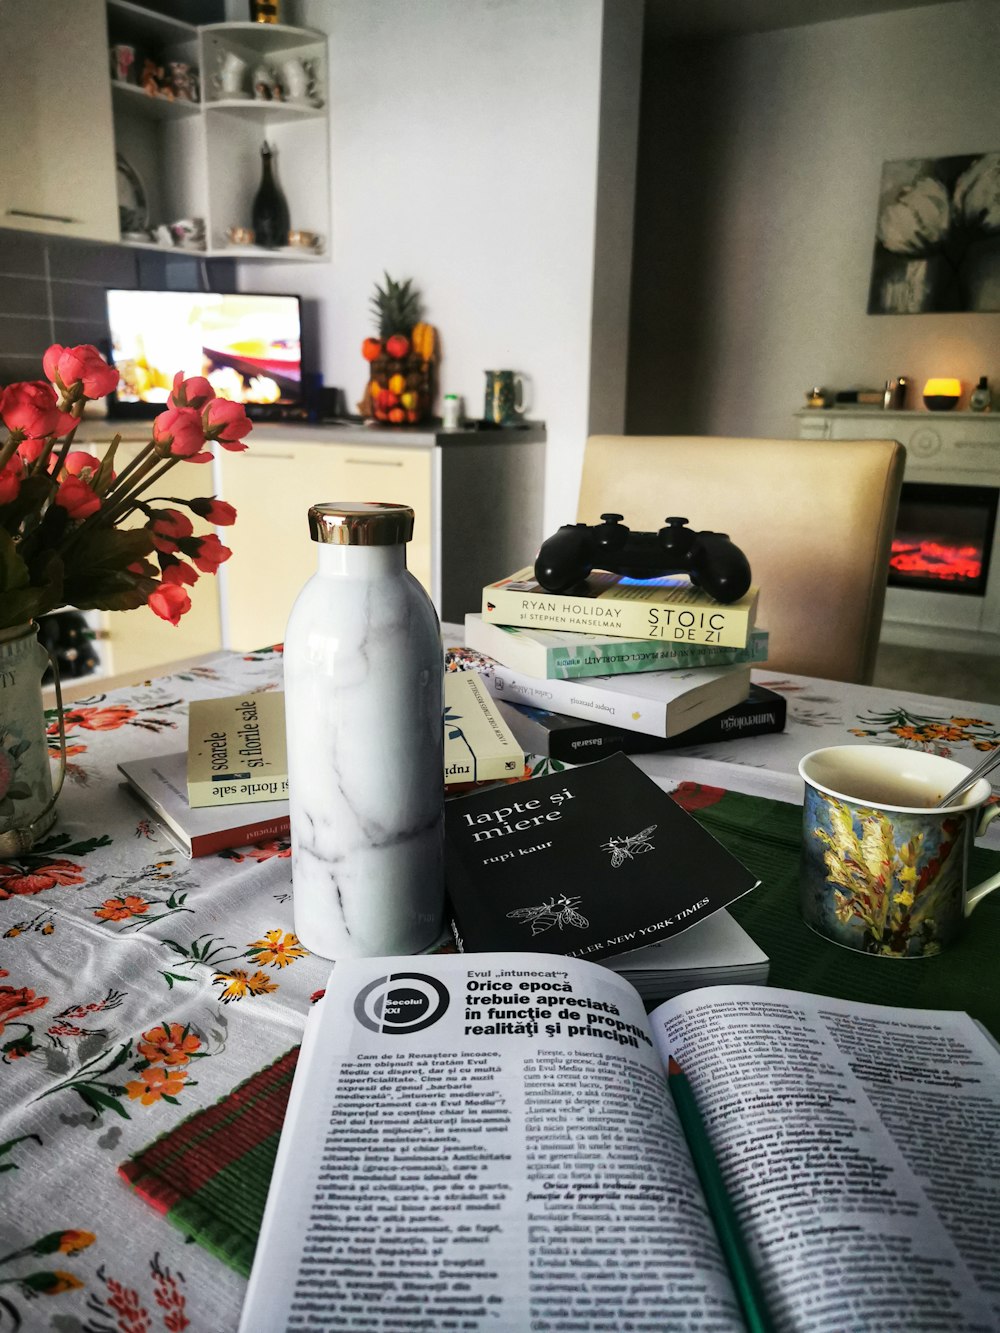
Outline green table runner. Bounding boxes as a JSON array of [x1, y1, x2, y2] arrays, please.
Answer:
[[119, 787, 1000, 1276], [691, 785, 1000, 1039]]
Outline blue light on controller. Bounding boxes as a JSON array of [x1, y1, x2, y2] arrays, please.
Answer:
[[615, 574, 690, 587]]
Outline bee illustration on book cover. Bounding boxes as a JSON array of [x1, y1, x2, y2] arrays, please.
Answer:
[[507, 893, 589, 935], [603, 824, 657, 867]]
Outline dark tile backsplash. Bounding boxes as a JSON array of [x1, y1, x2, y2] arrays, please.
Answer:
[[0, 227, 234, 385]]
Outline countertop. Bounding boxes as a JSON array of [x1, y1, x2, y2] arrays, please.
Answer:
[[75, 415, 546, 449]]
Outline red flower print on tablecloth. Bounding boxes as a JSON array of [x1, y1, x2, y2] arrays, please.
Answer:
[[0, 971, 49, 1041], [84, 1254, 189, 1333], [0, 835, 110, 901], [125, 1065, 189, 1106], [136, 1023, 201, 1067], [46, 698, 182, 769], [219, 837, 292, 863], [34, 1016, 211, 1119], [0, 858, 85, 898], [94, 896, 150, 922], [670, 781, 727, 813]]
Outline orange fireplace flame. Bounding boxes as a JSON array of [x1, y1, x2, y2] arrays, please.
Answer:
[[890, 539, 983, 582]]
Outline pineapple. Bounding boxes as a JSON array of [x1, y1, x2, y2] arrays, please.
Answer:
[[369, 272, 422, 340]]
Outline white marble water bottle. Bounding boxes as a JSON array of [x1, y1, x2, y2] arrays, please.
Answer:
[[283, 502, 444, 959]]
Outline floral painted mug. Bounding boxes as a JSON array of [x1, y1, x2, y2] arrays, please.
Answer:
[[798, 744, 1000, 958]]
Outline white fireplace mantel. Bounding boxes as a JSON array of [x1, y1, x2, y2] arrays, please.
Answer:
[[795, 409, 1000, 657]]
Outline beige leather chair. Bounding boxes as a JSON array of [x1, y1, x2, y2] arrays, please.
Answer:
[[577, 435, 906, 684]]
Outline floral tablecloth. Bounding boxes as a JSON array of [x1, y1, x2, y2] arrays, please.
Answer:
[[1, 635, 998, 1331]]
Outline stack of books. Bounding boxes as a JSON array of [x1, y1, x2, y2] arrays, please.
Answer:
[[118, 675, 527, 857], [444, 565, 784, 765]]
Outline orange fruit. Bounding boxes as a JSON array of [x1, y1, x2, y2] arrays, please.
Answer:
[[388, 406, 405, 423], [362, 337, 382, 361]]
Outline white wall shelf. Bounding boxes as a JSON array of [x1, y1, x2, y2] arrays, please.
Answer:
[[111, 80, 200, 121], [104, 5, 329, 262]]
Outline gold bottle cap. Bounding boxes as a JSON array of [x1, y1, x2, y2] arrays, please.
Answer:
[[307, 502, 414, 545]]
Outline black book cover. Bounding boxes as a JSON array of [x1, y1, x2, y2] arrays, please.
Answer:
[[497, 684, 786, 763], [444, 752, 760, 962]]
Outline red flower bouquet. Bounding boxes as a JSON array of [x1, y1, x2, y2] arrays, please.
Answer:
[[0, 345, 252, 631]]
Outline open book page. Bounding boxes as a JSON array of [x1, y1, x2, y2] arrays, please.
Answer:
[[239, 953, 744, 1332], [649, 986, 1000, 1332]]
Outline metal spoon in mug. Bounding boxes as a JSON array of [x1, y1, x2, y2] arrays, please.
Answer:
[[936, 748, 1000, 808]]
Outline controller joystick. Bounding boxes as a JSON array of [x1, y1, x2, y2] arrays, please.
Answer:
[[533, 514, 751, 604]]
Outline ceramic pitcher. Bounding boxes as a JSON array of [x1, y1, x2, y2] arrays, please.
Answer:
[[0, 624, 66, 856]]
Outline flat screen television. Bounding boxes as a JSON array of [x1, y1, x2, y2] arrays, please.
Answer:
[[106, 289, 302, 417]]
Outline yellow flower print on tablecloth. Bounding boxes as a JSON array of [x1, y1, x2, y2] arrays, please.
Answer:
[[850, 706, 1000, 755], [212, 969, 279, 1003], [247, 929, 307, 968], [0, 1229, 94, 1325]]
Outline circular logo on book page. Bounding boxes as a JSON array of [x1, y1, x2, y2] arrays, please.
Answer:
[[354, 973, 450, 1034]]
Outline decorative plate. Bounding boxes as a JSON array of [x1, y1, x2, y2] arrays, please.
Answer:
[[116, 153, 148, 233]]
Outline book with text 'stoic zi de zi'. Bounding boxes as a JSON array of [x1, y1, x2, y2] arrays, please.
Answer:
[[444, 752, 760, 962], [186, 690, 288, 808], [481, 567, 759, 648], [118, 751, 290, 858], [464, 613, 770, 680]]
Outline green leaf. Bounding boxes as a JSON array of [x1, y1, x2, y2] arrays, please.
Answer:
[[0, 474, 55, 532], [74, 1084, 130, 1119], [68, 525, 154, 571]]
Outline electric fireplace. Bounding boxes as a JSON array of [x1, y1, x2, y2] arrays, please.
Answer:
[[889, 482, 997, 597], [796, 408, 1000, 655]]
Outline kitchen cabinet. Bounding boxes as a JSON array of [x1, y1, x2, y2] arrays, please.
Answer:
[[217, 423, 546, 652], [0, 0, 119, 243]]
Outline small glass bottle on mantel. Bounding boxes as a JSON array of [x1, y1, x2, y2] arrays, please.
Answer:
[[283, 502, 445, 959]]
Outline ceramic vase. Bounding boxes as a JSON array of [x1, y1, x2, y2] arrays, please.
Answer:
[[0, 623, 66, 857]]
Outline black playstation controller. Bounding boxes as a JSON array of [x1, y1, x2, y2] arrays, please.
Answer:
[[533, 513, 752, 604]]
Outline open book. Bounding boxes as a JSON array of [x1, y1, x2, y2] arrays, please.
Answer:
[[239, 953, 1000, 1332]]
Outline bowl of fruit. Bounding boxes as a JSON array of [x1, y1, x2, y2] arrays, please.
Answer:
[[358, 272, 438, 426]]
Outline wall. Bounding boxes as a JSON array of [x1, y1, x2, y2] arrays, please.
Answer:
[[628, 0, 1000, 438], [0, 227, 234, 387], [240, 0, 643, 536]]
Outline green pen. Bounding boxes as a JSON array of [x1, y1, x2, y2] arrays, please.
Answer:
[[667, 1056, 775, 1333]]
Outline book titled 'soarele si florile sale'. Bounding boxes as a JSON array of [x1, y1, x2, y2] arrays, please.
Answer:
[[445, 752, 760, 962]]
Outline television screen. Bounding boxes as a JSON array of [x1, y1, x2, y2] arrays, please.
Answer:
[[106, 290, 302, 412]]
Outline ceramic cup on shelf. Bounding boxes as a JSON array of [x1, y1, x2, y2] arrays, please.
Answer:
[[798, 744, 1000, 958], [280, 56, 315, 102], [214, 50, 248, 98], [110, 44, 137, 83]]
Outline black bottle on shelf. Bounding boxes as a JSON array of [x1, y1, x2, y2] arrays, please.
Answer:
[[252, 141, 290, 249]]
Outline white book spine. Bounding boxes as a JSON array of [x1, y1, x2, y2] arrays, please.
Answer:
[[481, 663, 749, 738]]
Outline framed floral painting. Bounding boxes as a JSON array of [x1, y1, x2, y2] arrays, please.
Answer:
[[867, 152, 1000, 313]]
